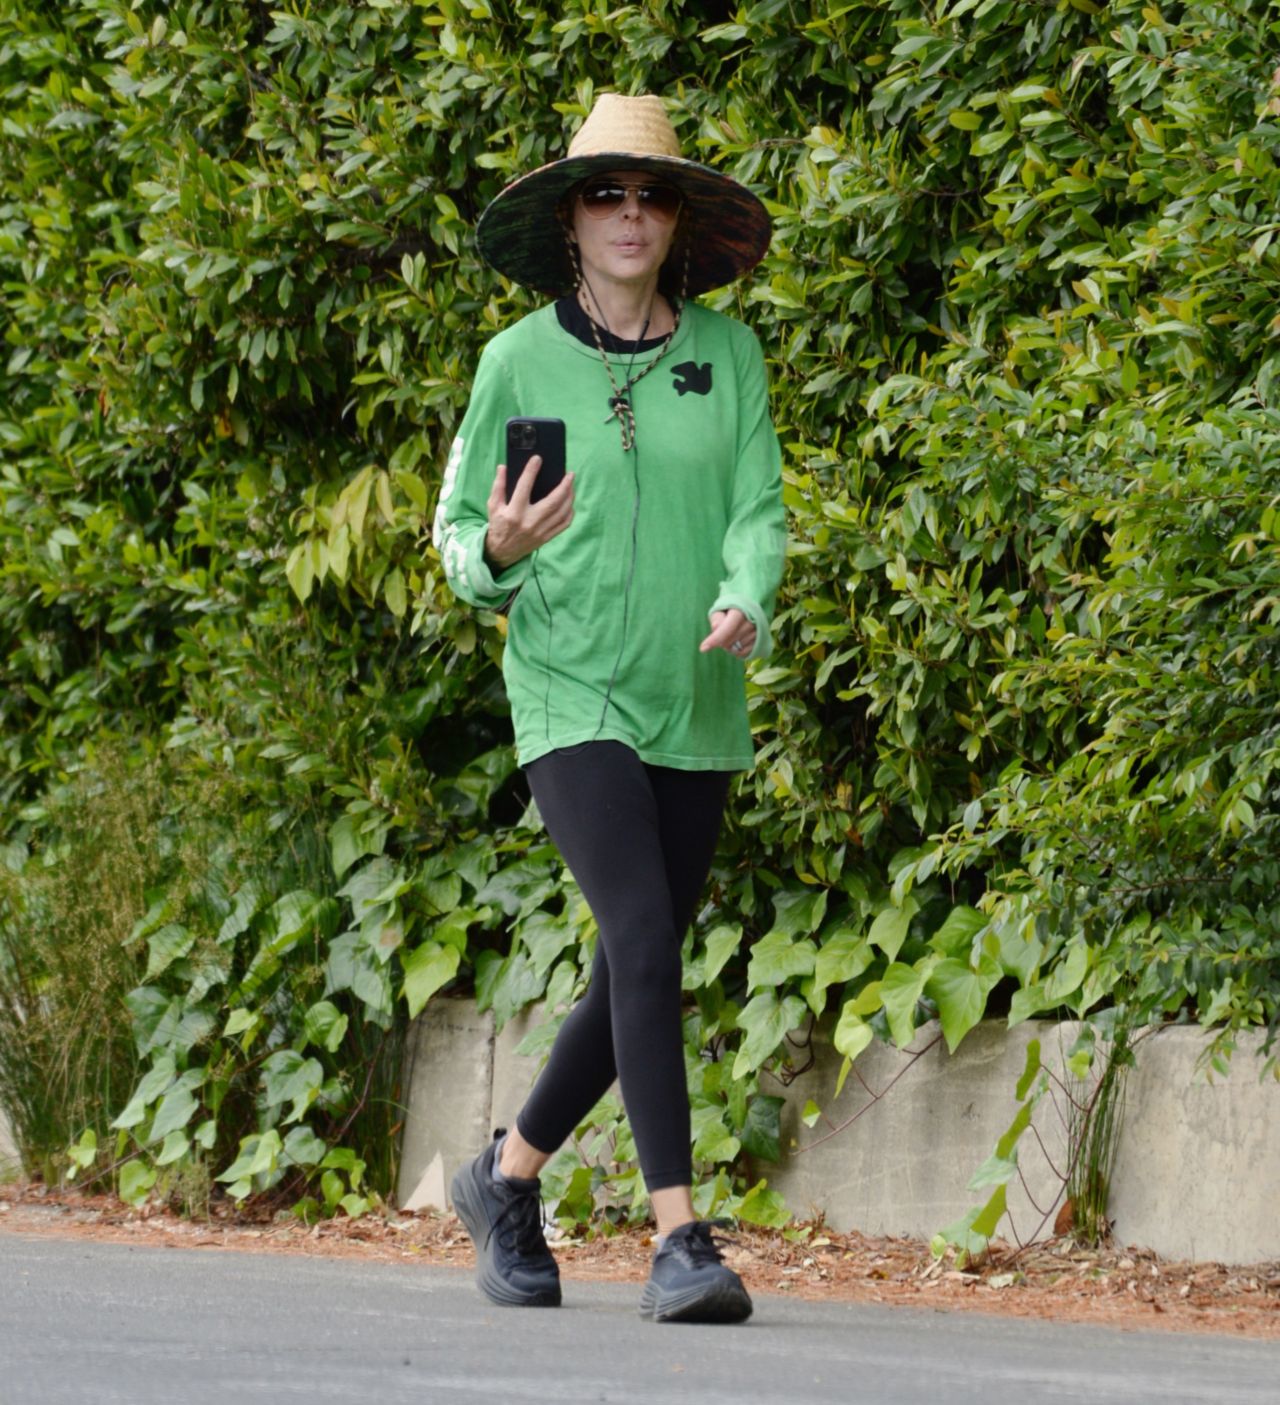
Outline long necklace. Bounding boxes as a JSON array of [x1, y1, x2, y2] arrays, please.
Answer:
[[578, 276, 681, 453]]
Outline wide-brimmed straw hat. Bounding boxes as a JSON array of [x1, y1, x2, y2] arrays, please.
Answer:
[[475, 94, 771, 298]]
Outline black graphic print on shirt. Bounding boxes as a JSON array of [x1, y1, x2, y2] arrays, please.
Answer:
[[672, 361, 714, 396]]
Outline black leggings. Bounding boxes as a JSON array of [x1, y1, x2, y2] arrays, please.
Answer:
[[515, 741, 730, 1192]]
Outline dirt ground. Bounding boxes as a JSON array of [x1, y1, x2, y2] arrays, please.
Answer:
[[3, 1181, 1277, 1340]]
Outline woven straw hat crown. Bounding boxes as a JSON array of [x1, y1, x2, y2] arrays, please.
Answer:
[[566, 93, 682, 161], [475, 94, 771, 298]]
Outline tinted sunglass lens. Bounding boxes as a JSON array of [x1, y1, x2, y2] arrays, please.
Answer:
[[638, 185, 681, 218], [579, 182, 681, 218], [581, 183, 627, 213]]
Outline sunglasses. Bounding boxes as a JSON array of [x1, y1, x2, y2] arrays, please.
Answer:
[[577, 179, 683, 222]]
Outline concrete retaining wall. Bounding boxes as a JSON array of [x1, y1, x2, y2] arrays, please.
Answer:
[[0, 1106, 19, 1182], [6, 1001, 1269, 1260], [761, 1020, 1079, 1244], [397, 1001, 1280, 1264], [396, 1000, 495, 1213], [1109, 1028, 1280, 1264], [5, 999, 1271, 1261]]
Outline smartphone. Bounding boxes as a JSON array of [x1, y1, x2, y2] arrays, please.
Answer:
[[505, 417, 566, 503]]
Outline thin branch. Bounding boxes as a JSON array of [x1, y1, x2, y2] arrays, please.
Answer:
[[1001, 1201, 1027, 1253], [791, 1033, 942, 1156], [1016, 1158, 1049, 1220], [1042, 1060, 1089, 1113], [1026, 1118, 1064, 1184]]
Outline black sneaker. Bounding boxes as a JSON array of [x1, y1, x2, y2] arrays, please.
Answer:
[[639, 1219, 753, 1323], [449, 1130, 561, 1307]]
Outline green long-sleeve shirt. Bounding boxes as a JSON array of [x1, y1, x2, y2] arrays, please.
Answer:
[[433, 301, 785, 771]]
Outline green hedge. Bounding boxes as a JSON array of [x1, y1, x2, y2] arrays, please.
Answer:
[[2, 2, 1277, 1230]]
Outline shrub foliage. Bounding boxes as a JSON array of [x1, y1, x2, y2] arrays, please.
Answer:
[[2, 1, 1277, 1226]]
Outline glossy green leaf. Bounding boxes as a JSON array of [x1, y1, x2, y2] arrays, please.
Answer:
[[401, 940, 461, 1019], [868, 900, 918, 963]]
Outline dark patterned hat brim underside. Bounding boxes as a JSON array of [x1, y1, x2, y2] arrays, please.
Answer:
[[475, 153, 771, 298]]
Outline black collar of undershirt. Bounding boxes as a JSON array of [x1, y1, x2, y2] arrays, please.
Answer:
[[555, 296, 669, 354]]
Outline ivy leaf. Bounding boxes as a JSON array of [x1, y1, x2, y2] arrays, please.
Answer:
[[833, 1005, 874, 1062], [119, 1159, 157, 1208], [929, 905, 988, 957], [216, 1130, 283, 1192], [811, 931, 874, 1011], [517, 910, 577, 978], [66, 1129, 98, 1173], [282, 1124, 329, 1168], [736, 1179, 791, 1228], [261, 1051, 325, 1124], [217, 880, 266, 945], [337, 859, 400, 921], [691, 1105, 740, 1163], [433, 906, 480, 955], [967, 1151, 1019, 1191], [1015, 1040, 1043, 1103], [732, 992, 806, 1077], [701, 923, 742, 986], [879, 961, 931, 1049], [740, 1094, 785, 1163], [302, 999, 348, 1053], [474, 949, 545, 1031], [330, 813, 386, 879], [867, 898, 919, 963], [475, 858, 557, 920], [990, 922, 1044, 984], [111, 1053, 177, 1130], [746, 931, 817, 990], [420, 868, 462, 916], [932, 1183, 1008, 1266], [144, 923, 194, 981], [1044, 942, 1089, 1004], [155, 1131, 190, 1166], [1008, 980, 1049, 1026], [401, 940, 461, 1018], [149, 1070, 204, 1142], [325, 930, 393, 1018], [128, 898, 177, 947], [971, 1183, 1009, 1238], [925, 954, 1002, 1052], [124, 987, 176, 1055], [770, 886, 829, 939]]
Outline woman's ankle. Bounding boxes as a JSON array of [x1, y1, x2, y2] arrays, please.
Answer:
[[498, 1126, 551, 1180], [650, 1185, 696, 1237]]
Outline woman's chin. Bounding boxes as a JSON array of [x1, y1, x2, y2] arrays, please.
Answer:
[[583, 255, 664, 289]]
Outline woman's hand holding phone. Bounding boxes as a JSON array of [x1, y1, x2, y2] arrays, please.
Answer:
[[485, 458, 576, 570]]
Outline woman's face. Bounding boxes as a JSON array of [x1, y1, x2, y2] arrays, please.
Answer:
[[570, 168, 681, 294]]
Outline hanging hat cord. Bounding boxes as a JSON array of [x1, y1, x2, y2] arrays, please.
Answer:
[[566, 234, 687, 453]]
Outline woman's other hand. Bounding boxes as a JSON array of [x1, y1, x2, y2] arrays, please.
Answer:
[[485, 457, 575, 569], [700, 608, 756, 659]]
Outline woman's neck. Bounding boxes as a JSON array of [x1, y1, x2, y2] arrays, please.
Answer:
[[577, 278, 673, 342]]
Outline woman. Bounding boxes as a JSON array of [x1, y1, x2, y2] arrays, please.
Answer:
[[433, 93, 785, 1324]]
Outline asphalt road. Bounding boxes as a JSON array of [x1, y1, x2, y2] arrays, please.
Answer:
[[1, 1234, 1276, 1405]]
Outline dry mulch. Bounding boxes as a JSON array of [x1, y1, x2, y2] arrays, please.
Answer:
[[2, 1180, 1277, 1340]]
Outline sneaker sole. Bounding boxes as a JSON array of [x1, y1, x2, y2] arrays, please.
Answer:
[[639, 1277, 753, 1324], [450, 1162, 562, 1309]]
